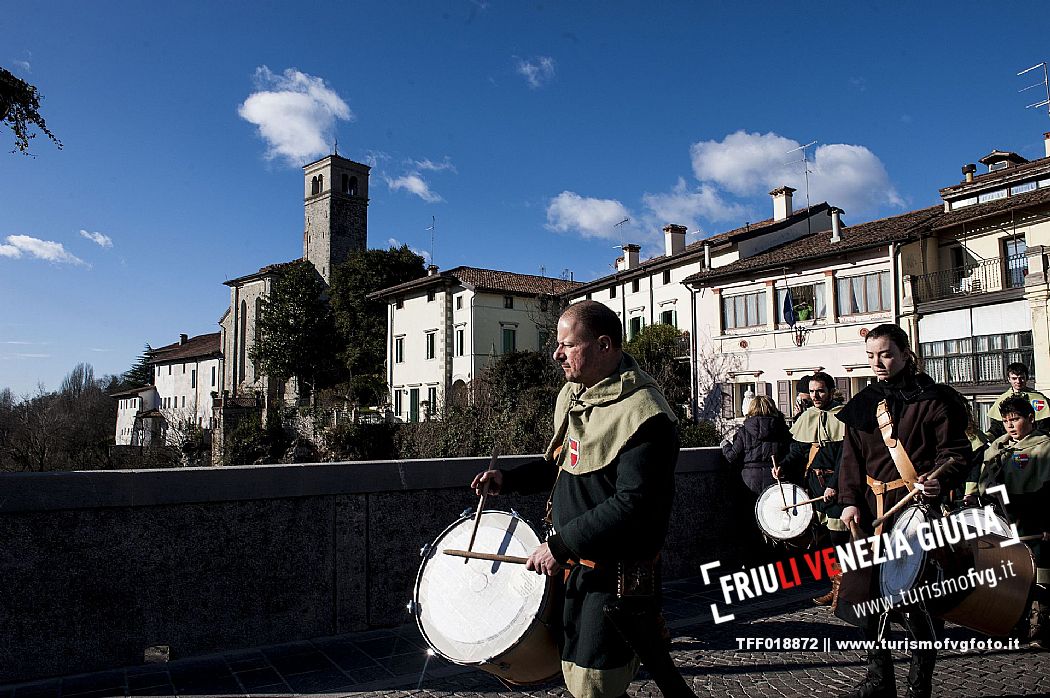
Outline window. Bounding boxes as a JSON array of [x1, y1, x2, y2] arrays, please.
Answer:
[[395, 337, 405, 363], [191, 370, 196, 389], [427, 387, 437, 417], [455, 328, 464, 357], [609, 285, 617, 299], [427, 289, 436, 302], [1004, 237, 1028, 288], [978, 188, 1008, 203], [456, 295, 463, 310], [776, 283, 827, 323], [662, 270, 671, 285], [540, 296, 549, 312], [629, 316, 644, 339], [504, 296, 514, 309], [502, 327, 517, 353], [168, 365, 172, 375], [1011, 181, 1037, 196], [921, 330, 1034, 389], [586, 293, 592, 300], [394, 390, 403, 418], [409, 388, 420, 422], [836, 272, 891, 316], [722, 291, 767, 329], [631, 279, 640, 293], [660, 309, 676, 327], [181, 396, 185, 408], [396, 297, 404, 309], [425, 332, 436, 360]]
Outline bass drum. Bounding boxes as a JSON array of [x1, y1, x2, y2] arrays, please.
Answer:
[[413, 510, 561, 685], [755, 482, 815, 547]]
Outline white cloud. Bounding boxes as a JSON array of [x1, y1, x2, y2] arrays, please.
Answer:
[[79, 229, 113, 248], [0, 235, 86, 265], [515, 56, 556, 89], [238, 66, 352, 165], [545, 191, 634, 240], [386, 237, 431, 263], [385, 174, 443, 203], [689, 130, 902, 214], [12, 59, 31, 74], [414, 157, 457, 173], [641, 178, 746, 231]]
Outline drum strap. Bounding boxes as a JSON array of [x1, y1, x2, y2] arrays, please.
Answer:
[[876, 399, 920, 485], [803, 443, 820, 474], [866, 475, 908, 536]]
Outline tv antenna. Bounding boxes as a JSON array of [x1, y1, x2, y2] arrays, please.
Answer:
[[786, 140, 817, 235], [426, 216, 436, 265], [1018, 62, 1050, 117], [613, 217, 631, 241]]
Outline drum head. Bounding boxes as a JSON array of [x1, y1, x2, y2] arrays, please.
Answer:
[[755, 484, 813, 540], [880, 506, 928, 601], [414, 510, 549, 665], [953, 506, 1012, 539]]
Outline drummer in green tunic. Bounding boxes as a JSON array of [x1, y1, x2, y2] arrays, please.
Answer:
[[978, 395, 1050, 647], [987, 362, 1050, 439], [777, 371, 846, 608]]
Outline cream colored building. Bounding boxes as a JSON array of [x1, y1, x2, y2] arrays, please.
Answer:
[[112, 333, 221, 446], [371, 267, 579, 421]]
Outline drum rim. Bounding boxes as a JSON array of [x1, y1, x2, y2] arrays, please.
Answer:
[[754, 482, 814, 540], [412, 509, 557, 671], [879, 504, 929, 599]]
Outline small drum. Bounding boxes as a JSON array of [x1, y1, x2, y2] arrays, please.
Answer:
[[755, 483, 815, 547], [413, 510, 560, 685], [879, 505, 1035, 637]]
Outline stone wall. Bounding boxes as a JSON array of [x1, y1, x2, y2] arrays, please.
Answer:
[[0, 448, 736, 684]]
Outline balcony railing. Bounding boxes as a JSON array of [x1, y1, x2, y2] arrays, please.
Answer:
[[922, 347, 1034, 386], [913, 253, 1028, 303]]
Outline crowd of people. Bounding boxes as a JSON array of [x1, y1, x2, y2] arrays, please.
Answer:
[[464, 301, 1048, 698]]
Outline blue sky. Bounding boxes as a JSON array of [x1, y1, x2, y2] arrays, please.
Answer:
[[2, 1, 1050, 395]]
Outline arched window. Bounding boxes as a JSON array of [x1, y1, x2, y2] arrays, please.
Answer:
[[341, 174, 350, 193], [254, 298, 263, 377], [317, 174, 324, 192], [348, 176, 358, 196], [238, 300, 247, 382], [311, 176, 319, 196]]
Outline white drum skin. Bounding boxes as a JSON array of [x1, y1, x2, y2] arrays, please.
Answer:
[[413, 510, 561, 684], [755, 483, 814, 544]]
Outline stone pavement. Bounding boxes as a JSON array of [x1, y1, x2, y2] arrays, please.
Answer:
[[1, 577, 1046, 698]]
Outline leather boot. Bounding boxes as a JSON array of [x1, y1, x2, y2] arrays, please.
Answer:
[[814, 575, 839, 606], [843, 647, 895, 698], [905, 651, 935, 698]]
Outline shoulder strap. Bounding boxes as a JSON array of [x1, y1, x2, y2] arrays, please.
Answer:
[[875, 399, 919, 485]]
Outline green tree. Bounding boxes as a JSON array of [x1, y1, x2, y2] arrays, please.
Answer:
[[329, 245, 427, 404], [122, 343, 154, 388], [249, 260, 339, 402], [1, 67, 61, 155], [624, 323, 691, 411]]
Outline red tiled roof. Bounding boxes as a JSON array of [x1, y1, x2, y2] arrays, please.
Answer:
[[370, 266, 582, 299], [939, 155, 1050, 196], [932, 185, 1050, 231], [683, 205, 943, 284], [150, 332, 222, 364]]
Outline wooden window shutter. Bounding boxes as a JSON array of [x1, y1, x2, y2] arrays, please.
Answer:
[[835, 377, 851, 401], [721, 383, 734, 418], [778, 380, 791, 414], [756, 381, 770, 396]]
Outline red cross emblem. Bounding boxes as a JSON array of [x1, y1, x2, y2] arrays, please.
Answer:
[[1032, 399, 1046, 413], [1013, 453, 1030, 469], [568, 437, 580, 468]]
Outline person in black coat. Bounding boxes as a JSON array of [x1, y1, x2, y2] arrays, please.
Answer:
[[722, 395, 791, 565]]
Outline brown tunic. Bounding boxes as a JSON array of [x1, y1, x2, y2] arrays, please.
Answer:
[[834, 373, 971, 624]]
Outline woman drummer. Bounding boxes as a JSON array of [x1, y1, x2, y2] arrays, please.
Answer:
[[836, 324, 970, 698]]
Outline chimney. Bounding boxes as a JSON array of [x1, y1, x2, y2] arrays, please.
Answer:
[[769, 186, 796, 221], [828, 207, 844, 243], [703, 242, 712, 269], [179, 333, 188, 345], [962, 163, 976, 183], [663, 224, 686, 257], [427, 264, 439, 276], [1044, 132, 1050, 158], [621, 244, 640, 270]]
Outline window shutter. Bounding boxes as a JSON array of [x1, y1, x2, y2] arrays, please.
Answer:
[[835, 377, 851, 401], [778, 380, 791, 414], [756, 381, 770, 397], [720, 383, 734, 418]]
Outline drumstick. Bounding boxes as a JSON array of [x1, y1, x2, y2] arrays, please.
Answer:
[[848, 520, 864, 541], [444, 549, 528, 564], [465, 445, 500, 559], [780, 495, 825, 511], [772, 455, 788, 508], [1018, 533, 1048, 542]]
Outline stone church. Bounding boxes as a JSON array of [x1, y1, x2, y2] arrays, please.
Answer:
[[213, 153, 370, 455]]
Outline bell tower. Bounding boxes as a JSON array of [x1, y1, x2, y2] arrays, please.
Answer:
[[303, 154, 370, 283]]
